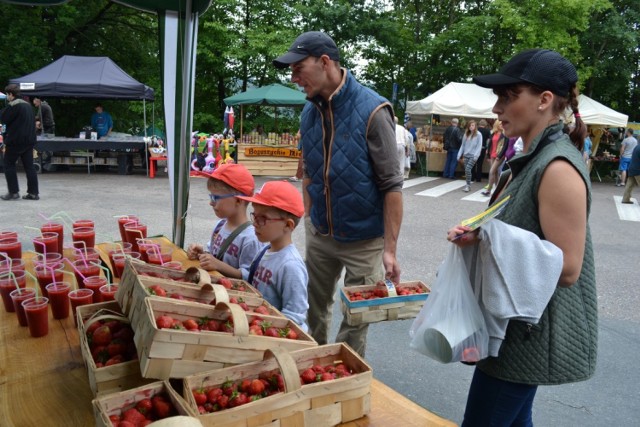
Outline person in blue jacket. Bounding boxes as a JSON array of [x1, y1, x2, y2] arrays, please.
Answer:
[[91, 103, 113, 138]]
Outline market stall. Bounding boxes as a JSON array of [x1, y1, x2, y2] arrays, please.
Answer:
[[406, 82, 497, 175], [224, 84, 306, 176]]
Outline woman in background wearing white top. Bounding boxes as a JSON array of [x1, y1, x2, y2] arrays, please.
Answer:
[[457, 120, 483, 192]]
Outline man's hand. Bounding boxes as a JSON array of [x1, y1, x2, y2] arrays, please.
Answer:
[[383, 251, 401, 285], [186, 244, 204, 260]]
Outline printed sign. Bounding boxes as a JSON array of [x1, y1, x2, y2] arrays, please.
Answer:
[[244, 146, 301, 158]]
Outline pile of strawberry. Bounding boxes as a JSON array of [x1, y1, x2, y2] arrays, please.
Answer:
[[107, 393, 177, 426], [227, 296, 270, 315], [155, 314, 299, 340], [347, 282, 426, 301], [216, 276, 250, 292], [86, 318, 137, 368], [299, 362, 353, 384], [192, 373, 285, 414]]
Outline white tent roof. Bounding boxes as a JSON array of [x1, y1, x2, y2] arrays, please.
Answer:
[[576, 94, 628, 127], [406, 82, 497, 118]]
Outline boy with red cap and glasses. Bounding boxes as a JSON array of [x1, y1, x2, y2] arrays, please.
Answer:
[[187, 164, 265, 281], [238, 181, 309, 330]]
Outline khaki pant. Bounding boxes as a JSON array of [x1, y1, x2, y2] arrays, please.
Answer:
[[304, 217, 384, 357], [622, 175, 640, 203]]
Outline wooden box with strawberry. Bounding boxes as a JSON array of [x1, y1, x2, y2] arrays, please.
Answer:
[[340, 280, 431, 326], [118, 272, 280, 334], [182, 343, 372, 427], [134, 298, 317, 380], [92, 380, 198, 427], [77, 301, 154, 396]]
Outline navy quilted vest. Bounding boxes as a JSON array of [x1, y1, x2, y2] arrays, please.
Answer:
[[301, 70, 392, 242]]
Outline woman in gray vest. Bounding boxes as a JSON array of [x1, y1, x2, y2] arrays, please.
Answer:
[[447, 49, 597, 426]]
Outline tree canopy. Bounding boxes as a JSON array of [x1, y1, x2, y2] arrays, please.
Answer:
[[1, 0, 638, 137]]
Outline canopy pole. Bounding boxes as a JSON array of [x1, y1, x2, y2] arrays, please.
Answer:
[[144, 98, 148, 176]]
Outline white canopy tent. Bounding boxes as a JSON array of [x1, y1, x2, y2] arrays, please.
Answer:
[[575, 94, 628, 127], [406, 82, 497, 121]]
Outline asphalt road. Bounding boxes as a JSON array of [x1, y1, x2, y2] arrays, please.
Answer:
[[0, 166, 638, 426]]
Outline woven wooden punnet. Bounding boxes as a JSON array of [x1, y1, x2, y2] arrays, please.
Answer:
[[117, 270, 279, 333], [183, 344, 372, 427], [92, 380, 198, 427], [135, 298, 317, 380], [77, 301, 153, 396], [340, 280, 430, 326]]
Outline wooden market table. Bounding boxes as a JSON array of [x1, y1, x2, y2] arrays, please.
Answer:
[[0, 239, 455, 427]]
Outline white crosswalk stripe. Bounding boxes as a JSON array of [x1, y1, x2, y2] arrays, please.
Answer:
[[613, 196, 640, 222], [415, 180, 466, 197], [402, 177, 438, 189], [463, 189, 492, 202]]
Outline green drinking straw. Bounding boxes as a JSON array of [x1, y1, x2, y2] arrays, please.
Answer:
[[97, 263, 112, 283], [24, 270, 38, 294], [51, 211, 75, 228]]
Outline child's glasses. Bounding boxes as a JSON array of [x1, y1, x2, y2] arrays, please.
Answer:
[[250, 212, 287, 227], [209, 193, 240, 203]]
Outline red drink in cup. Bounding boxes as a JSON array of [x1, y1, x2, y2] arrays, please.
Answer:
[[68, 289, 94, 327], [72, 219, 94, 230], [112, 252, 140, 279], [136, 239, 156, 263], [32, 232, 59, 255], [46, 282, 71, 320], [0, 270, 27, 312], [72, 247, 101, 263], [34, 253, 62, 265], [0, 230, 18, 240], [11, 287, 36, 326], [0, 258, 25, 274], [23, 297, 49, 338], [72, 227, 95, 249], [107, 242, 132, 268], [83, 276, 106, 303], [99, 283, 118, 302], [162, 261, 183, 271], [34, 263, 64, 298], [124, 222, 147, 252], [117, 215, 139, 243], [41, 222, 64, 254], [71, 260, 101, 289], [0, 237, 22, 260], [147, 246, 173, 265]]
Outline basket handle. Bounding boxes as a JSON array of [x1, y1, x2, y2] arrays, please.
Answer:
[[207, 284, 230, 304], [184, 267, 212, 289], [263, 347, 302, 393], [213, 301, 249, 337], [83, 308, 129, 330]]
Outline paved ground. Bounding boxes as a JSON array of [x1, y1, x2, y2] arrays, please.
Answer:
[[1, 166, 638, 426]]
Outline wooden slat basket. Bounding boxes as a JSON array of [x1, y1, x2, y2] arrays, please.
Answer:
[[77, 301, 154, 396], [183, 344, 372, 427], [134, 298, 317, 380], [92, 380, 198, 427], [340, 280, 430, 326]]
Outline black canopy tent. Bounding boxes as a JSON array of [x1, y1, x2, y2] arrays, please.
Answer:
[[9, 55, 155, 135]]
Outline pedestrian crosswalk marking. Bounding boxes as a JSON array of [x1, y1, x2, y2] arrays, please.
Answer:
[[613, 196, 640, 222], [463, 189, 491, 202], [403, 177, 437, 189], [416, 180, 466, 197]]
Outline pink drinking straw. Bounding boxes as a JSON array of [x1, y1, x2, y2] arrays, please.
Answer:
[[45, 264, 59, 286], [63, 257, 88, 283]]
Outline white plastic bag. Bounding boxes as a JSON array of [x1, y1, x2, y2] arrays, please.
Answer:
[[409, 245, 489, 363]]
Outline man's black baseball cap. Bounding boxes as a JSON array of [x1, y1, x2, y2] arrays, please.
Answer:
[[473, 49, 578, 97], [273, 31, 340, 69]]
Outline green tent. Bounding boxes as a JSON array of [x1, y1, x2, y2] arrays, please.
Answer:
[[224, 84, 306, 107]]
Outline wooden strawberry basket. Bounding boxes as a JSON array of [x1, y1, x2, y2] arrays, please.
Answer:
[[92, 380, 198, 427], [340, 280, 430, 326], [183, 344, 372, 427], [134, 298, 317, 380], [77, 301, 154, 396]]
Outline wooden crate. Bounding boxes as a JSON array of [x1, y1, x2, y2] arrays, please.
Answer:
[[77, 301, 154, 396], [135, 298, 317, 380], [183, 344, 372, 427], [340, 280, 430, 326], [92, 380, 198, 427]]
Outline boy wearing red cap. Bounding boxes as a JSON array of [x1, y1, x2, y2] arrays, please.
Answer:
[[187, 164, 265, 281], [238, 181, 309, 330]]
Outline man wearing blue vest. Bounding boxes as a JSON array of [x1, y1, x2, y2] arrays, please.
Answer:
[[273, 31, 403, 357]]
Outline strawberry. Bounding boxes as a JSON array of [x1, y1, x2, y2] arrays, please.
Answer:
[[113, 326, 134, 342], [86, 320, 102, 336], [249, 379, 265, 395], [217, 394, 229, 409], [169, 293, 185, 300], [217, 277, 233, 289], [222, 379, 237, 396], [155, 315, 174, 329], [219, 321, 234, 333], [91, 345, 110, 364], [170, 319, 185, 329], [193, 389, 207, 406], [283, 328, 298, 340], [238, 302, 249, 311], [148, 285, 167, 297], [122, 408, 145, 424], [253, 305, 269, 315], [206, 387, 223, 403], [107, 339, 127, 357], [321, 372, 336, 382], [239, 379, 252, 393], [264, 327, 279, 337], [301, 368, 318, 384], [182, 319, 199, 331], [105, 354, 124, 366], [92, 325, 113, 346], [108, 414, 121, 424], [229, 296, 238, 304], [136, 398, 153, 415], [311, 365, 325, 374], [229, 392, 248, 408], [249, 325, 263, 335], [206, 319, 221, 331], [152, 396, 172, 419]]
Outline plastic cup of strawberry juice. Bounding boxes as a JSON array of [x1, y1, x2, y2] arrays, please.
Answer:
[[117, 215, 139, 243], [72, 247, 101, 263], [0, 258, 25, 274], [106, 242, 132, 268], [124, 222, 147, 252], [112, 252, 140, 279], [71, 260, 101, 289], [23, 296, 50, 338], [68, 289, 94, 327], [83, 276, 106, 303], [0, 237, 22, 260], [147, 246, 173, 266], [33, 263, 64, 298], [32, 232, 59, 256], [10, 287, 36, 327], [99, 283, 119, 302], [72, 227, 95, 249], [46, 281, 71, 320], [136, 239, 157, 263], [40, 222, 64, 254], [0, 270, 27, 312]]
